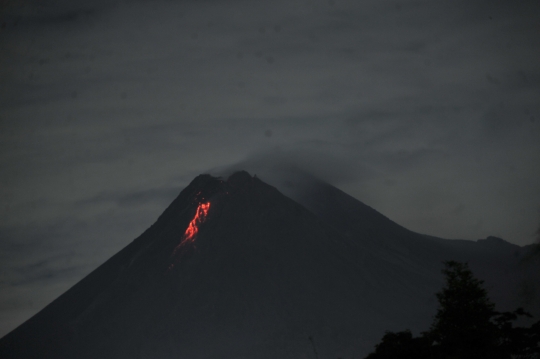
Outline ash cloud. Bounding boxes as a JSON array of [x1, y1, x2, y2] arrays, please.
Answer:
[[209, 149, 365, 187]]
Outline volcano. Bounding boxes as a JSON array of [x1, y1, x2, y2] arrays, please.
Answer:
[[1, 171, 538, 358]]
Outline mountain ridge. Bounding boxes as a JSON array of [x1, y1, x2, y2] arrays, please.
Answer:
[[0, 171, 538, 358]]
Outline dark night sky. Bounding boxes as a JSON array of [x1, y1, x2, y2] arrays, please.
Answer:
[[1, 0, 539, 337]]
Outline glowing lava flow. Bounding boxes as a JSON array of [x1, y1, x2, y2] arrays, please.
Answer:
[[174, 202, 210, 253]]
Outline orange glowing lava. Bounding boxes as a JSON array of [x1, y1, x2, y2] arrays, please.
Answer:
[[174, 202, 210, 252]]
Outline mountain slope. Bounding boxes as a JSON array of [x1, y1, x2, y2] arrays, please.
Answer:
[[0, 171, 537, 358]]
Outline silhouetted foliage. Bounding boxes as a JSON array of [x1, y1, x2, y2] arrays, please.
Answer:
[[364, 261, 540, 359], [494, 308, 540, 359], [430, 261, 499, 358], [364, 330, 432, 359]]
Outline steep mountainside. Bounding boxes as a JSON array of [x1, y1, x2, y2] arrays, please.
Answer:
[[0, 171, 537, 359]]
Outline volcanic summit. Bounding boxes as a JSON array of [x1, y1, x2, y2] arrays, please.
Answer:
[[0, 171, 538, 358]]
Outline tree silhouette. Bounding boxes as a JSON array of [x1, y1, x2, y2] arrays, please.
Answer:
[[364, 261, 540, 359], [429, 261, 499, 358], [364, 330, 432, 359]]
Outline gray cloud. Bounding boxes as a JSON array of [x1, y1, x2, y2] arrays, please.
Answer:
[[76, 186, 181, 208]]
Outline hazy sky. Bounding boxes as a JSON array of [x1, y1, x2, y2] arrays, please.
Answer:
[[1, 0, 539, 337]]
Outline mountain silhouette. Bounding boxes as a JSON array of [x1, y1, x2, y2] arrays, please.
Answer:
[[0, 171, 538, 358]]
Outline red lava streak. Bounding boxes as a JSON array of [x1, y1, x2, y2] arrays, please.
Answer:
[[178, 202, 210, 247], [169, 202, 211, 268]]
